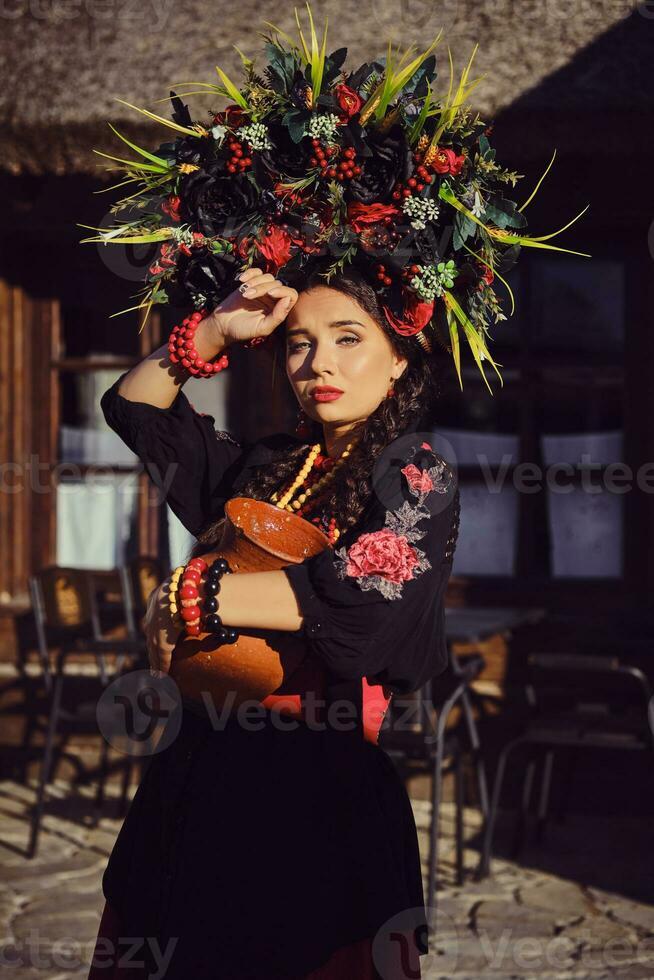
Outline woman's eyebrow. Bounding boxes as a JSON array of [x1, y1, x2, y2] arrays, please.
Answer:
[[286, 320, 367, 337]]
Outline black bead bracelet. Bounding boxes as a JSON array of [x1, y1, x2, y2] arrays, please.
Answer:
[[202, 556, 239, 645]]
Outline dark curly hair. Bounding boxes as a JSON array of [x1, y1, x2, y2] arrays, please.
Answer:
[[194, 267, 445, 551]]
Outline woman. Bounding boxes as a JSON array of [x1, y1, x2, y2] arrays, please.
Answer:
[[88, 262, 460, 980]]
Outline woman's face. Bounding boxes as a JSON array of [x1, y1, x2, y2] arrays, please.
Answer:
[[285, 286, 408, 432]]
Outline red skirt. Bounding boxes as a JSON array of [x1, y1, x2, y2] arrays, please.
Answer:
[[88, 900, 421, 980]]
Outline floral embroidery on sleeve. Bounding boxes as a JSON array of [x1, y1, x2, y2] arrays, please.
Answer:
[[215, 429, 242, 447], [333, 441, 454, 600]]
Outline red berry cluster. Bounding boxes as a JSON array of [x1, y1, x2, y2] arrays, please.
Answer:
[[168, 310, 229, 377], [309, 140, 362, 182], [375, 264, 393, 287], [401, 263, 422, 284], [226, 138, 252, 174], [392, 148, 435, 200]]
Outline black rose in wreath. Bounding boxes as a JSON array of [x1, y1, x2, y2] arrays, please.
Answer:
[[178, 160, 261, 237], [165, 249, 241, 312], [343, 122, 413, 205], [173, 135, 212, 168], [258, 119, 313, 180]]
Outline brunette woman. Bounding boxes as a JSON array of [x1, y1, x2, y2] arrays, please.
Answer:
[[88, 264, 459, 980]]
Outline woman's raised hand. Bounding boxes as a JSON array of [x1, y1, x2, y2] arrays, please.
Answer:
[[202, 267, 299, 349]]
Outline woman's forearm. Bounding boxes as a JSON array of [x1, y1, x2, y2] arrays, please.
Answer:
[[216, 570, 304, 632], [118, 317, 229, 409]]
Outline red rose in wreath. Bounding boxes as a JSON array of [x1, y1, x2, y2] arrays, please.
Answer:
[[347, 201, 400, 234], [381, 294, 435, 338], [161, 194, 181, 222], [254, 225, 294, 271], [345, 529, 420, 585], [334, 84, 363, 120], [432, 147, 466, 176], [213, 104, 247, 128]]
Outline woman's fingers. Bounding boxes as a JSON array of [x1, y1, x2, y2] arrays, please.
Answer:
[[238, 274, 276, 298], [143, 580, 177, 677], [235, 267, 296, 308], [237, 275, 298, 332], [237, 265, 265, 282], [240, 280, 297, 304], [260, 291, 297, 332]]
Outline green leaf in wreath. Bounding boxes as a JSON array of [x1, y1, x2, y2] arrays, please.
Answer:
[[478, 134, 495, 161], [483, 195, 528, 230], [283, 109, 311, 143], [453, 211, 477, 250], [322, 47, 347, 88]]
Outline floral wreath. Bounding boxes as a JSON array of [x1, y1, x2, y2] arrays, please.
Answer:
[[334, 440, 455, 600], [80, 2, 589, 392]]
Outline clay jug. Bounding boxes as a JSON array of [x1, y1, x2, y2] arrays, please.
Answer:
[[169, 497, 392, 743]]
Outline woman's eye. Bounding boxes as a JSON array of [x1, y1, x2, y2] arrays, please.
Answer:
[[287, 335, 360, 353]]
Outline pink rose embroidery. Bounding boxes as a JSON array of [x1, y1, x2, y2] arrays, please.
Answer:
[[401, 463, 434, 495], [333, 438, 455, 599], [345, 529, 420, 585]]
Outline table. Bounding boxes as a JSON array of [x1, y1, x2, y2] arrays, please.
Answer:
[[444, 605, 547, 645]]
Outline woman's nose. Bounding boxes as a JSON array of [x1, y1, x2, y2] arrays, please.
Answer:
[[309, 342, 336, 375]]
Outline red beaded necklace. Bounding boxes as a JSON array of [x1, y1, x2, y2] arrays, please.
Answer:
[[295, 461, 339, 545], [271, 446, 347, 546]]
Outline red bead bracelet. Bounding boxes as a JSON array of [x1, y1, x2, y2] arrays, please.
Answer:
[[178, 557, 209, 636], [168, 309, 229, 379]]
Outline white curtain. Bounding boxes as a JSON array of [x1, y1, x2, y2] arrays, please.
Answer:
[[541, 431, 623, 578], [56, 475, 139, 569], [57, 366, 229, 571], [430, 427, 520, 577]]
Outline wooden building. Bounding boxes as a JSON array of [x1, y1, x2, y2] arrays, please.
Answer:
[[1, 1, 653, 664]]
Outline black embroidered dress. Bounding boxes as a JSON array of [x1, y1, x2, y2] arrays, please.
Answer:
[[98, 373, 460, 980]]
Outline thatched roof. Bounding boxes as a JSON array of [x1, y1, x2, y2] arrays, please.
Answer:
[[0, 1, 642, 175]]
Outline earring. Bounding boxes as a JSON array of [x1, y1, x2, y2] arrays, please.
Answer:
[[386, 384, 396, 398], [294, 408, 313, 440]]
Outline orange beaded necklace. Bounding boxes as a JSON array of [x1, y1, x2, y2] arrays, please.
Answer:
[[270, 439, 356, 545]]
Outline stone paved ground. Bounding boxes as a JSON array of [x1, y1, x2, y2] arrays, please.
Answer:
[[0, 779, 653, 979]]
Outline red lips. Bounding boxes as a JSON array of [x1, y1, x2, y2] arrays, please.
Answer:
[[311, 385, 344, 395]]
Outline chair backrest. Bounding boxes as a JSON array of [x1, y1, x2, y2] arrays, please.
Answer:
[[381, 663, 466, 757], [29, 567, 102, 689], [526, 652, 653, 734], [125, 556, 165, 620], [31, 567, 99, 636]]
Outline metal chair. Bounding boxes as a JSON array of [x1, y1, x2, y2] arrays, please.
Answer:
[[479, 652, 654, 877], [380, 651, 490, 920], [26, 566, 147, 857], [449, 649, 491, 832]]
